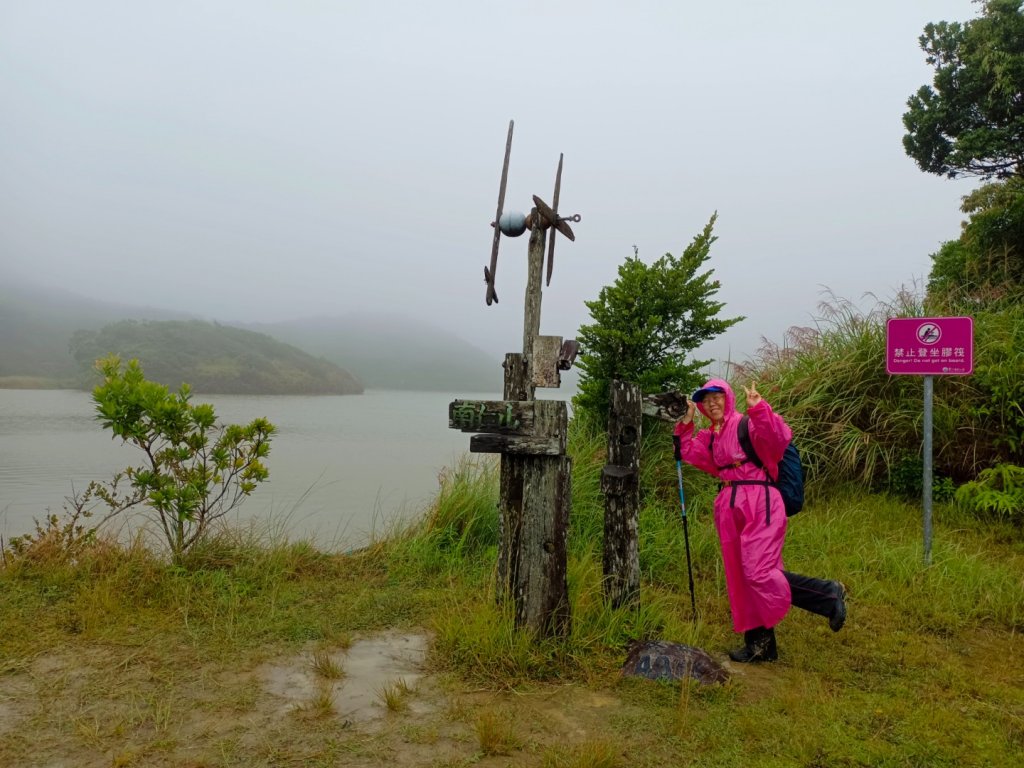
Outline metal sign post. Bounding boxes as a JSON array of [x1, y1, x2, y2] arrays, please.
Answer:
[[886, 317, 973, 565], [922, 374, 933, 564]]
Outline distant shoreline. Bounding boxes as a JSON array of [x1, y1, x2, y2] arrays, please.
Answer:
[[0, 376, 69, 390], [0, 377, 365, 396]]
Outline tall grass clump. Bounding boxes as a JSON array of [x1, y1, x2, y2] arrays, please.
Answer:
[[564, 548, 703, 658], [957, 299, 1024, 470], [421, 456, 499, 552], [955, 463, 1024, 522], [430, 545, 704, 687], [386, 455, 499, 579], [0, 517, 395, 659], [567, 408, 608, 556], [430, 596, 560, 686], [734, 289, 924, 491]]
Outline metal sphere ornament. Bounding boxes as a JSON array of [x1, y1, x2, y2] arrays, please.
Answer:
[[498, 210, 527, 237]]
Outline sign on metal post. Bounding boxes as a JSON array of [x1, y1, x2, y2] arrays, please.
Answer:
[[885, 317, 973, 565], [885, 317, 974, 376]]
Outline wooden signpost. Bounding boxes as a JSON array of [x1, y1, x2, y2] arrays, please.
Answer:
[[601, 387, 686, 609], [601, 380, 641, 609], [448, 121, 581, 638], [448, 399, 567, 457]]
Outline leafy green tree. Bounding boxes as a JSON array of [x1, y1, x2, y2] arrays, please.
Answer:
[[928, 177, 1024, 301], [574, 214, 742, 420], [903, 0, 1024, 180], [92, 355, 275, 560]]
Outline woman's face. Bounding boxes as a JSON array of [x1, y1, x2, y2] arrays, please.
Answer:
[[703, 392, 726, 423]]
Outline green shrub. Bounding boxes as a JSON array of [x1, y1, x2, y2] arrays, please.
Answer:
[[955, 463, 1024, 521], [888, 454, 956, 502], [91, 355, 275, 561]]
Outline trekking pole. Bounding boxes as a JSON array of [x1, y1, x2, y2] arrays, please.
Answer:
[[672, 435, 697, 620]]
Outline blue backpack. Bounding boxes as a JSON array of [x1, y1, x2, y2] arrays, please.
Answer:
[[736, 415, 805, 517]]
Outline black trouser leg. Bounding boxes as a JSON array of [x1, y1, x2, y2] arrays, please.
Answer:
[[784, 571, 840, 618]]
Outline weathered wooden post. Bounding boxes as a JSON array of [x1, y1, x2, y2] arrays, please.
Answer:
[[449, 120, 581, 638], [496, 352, 528, 603], [599, 388, 689, 609], [601, 380, 641, 608]]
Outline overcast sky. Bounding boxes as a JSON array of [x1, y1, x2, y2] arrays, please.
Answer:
[[1, 1, 982, 370]]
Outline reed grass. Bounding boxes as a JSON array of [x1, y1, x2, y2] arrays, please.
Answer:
[[737, 288, 1024, 492]]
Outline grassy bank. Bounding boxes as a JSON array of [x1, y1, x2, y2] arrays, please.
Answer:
[[1, 441, 1022, 766]]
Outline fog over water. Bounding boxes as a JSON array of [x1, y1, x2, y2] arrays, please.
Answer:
[[0, 389, 494, 549], [1, 1, 982, 369]]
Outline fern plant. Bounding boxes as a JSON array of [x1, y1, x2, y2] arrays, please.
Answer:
[[954, 464, 1024, 521]]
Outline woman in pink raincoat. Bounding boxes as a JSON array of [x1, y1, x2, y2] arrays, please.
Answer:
[[674, 378, 847, 662]]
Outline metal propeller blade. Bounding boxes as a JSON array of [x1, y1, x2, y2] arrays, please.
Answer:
[[531, 195, 576, 242], [546, 154, 563, 286], [485, 119, 514, 305]]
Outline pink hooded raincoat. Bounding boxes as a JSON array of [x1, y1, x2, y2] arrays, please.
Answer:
[[673, 378, 793, 633]]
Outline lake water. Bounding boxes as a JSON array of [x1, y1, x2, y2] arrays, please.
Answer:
[[0, 388, 513, 550]]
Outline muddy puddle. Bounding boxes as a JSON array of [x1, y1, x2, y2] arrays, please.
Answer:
[[261, 631, 432, 725]]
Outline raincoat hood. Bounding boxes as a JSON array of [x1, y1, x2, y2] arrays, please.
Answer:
[[693, 378, 736, 421]]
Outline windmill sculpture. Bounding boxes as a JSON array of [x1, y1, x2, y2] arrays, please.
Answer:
[[447, 120, 582, 637], [484, 120, 581, 306]]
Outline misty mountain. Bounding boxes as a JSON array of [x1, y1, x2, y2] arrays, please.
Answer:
[[70, 320, 363, 395], [245, 315, 501, 392], [0, 280, 192, 383], [1, 278, 500, 392]]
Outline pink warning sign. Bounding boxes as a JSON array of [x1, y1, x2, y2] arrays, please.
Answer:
[[886, 317, 973, 375]]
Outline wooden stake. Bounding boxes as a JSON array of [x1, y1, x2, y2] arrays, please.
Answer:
[[601, 380, 641, 608]]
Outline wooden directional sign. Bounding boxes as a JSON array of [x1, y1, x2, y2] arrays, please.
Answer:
[[448, 399, 567, 456], [449, 399, 531, 433], [470, 433, 564, 456]]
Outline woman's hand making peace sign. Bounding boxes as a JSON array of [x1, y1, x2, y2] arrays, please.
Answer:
[[743, 382, 762, 408]]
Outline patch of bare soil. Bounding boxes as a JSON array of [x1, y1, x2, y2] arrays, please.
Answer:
[[0, 631, 662, 767], [261, 631, 432, 726]]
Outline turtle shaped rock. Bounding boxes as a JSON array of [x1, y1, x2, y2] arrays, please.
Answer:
[[621, 640, 729, 685]]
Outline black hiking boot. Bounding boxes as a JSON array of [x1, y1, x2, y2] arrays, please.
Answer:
[[728, 629, 758, 662], [829, 581, 848, 632], [728, 627, 778, 663]]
